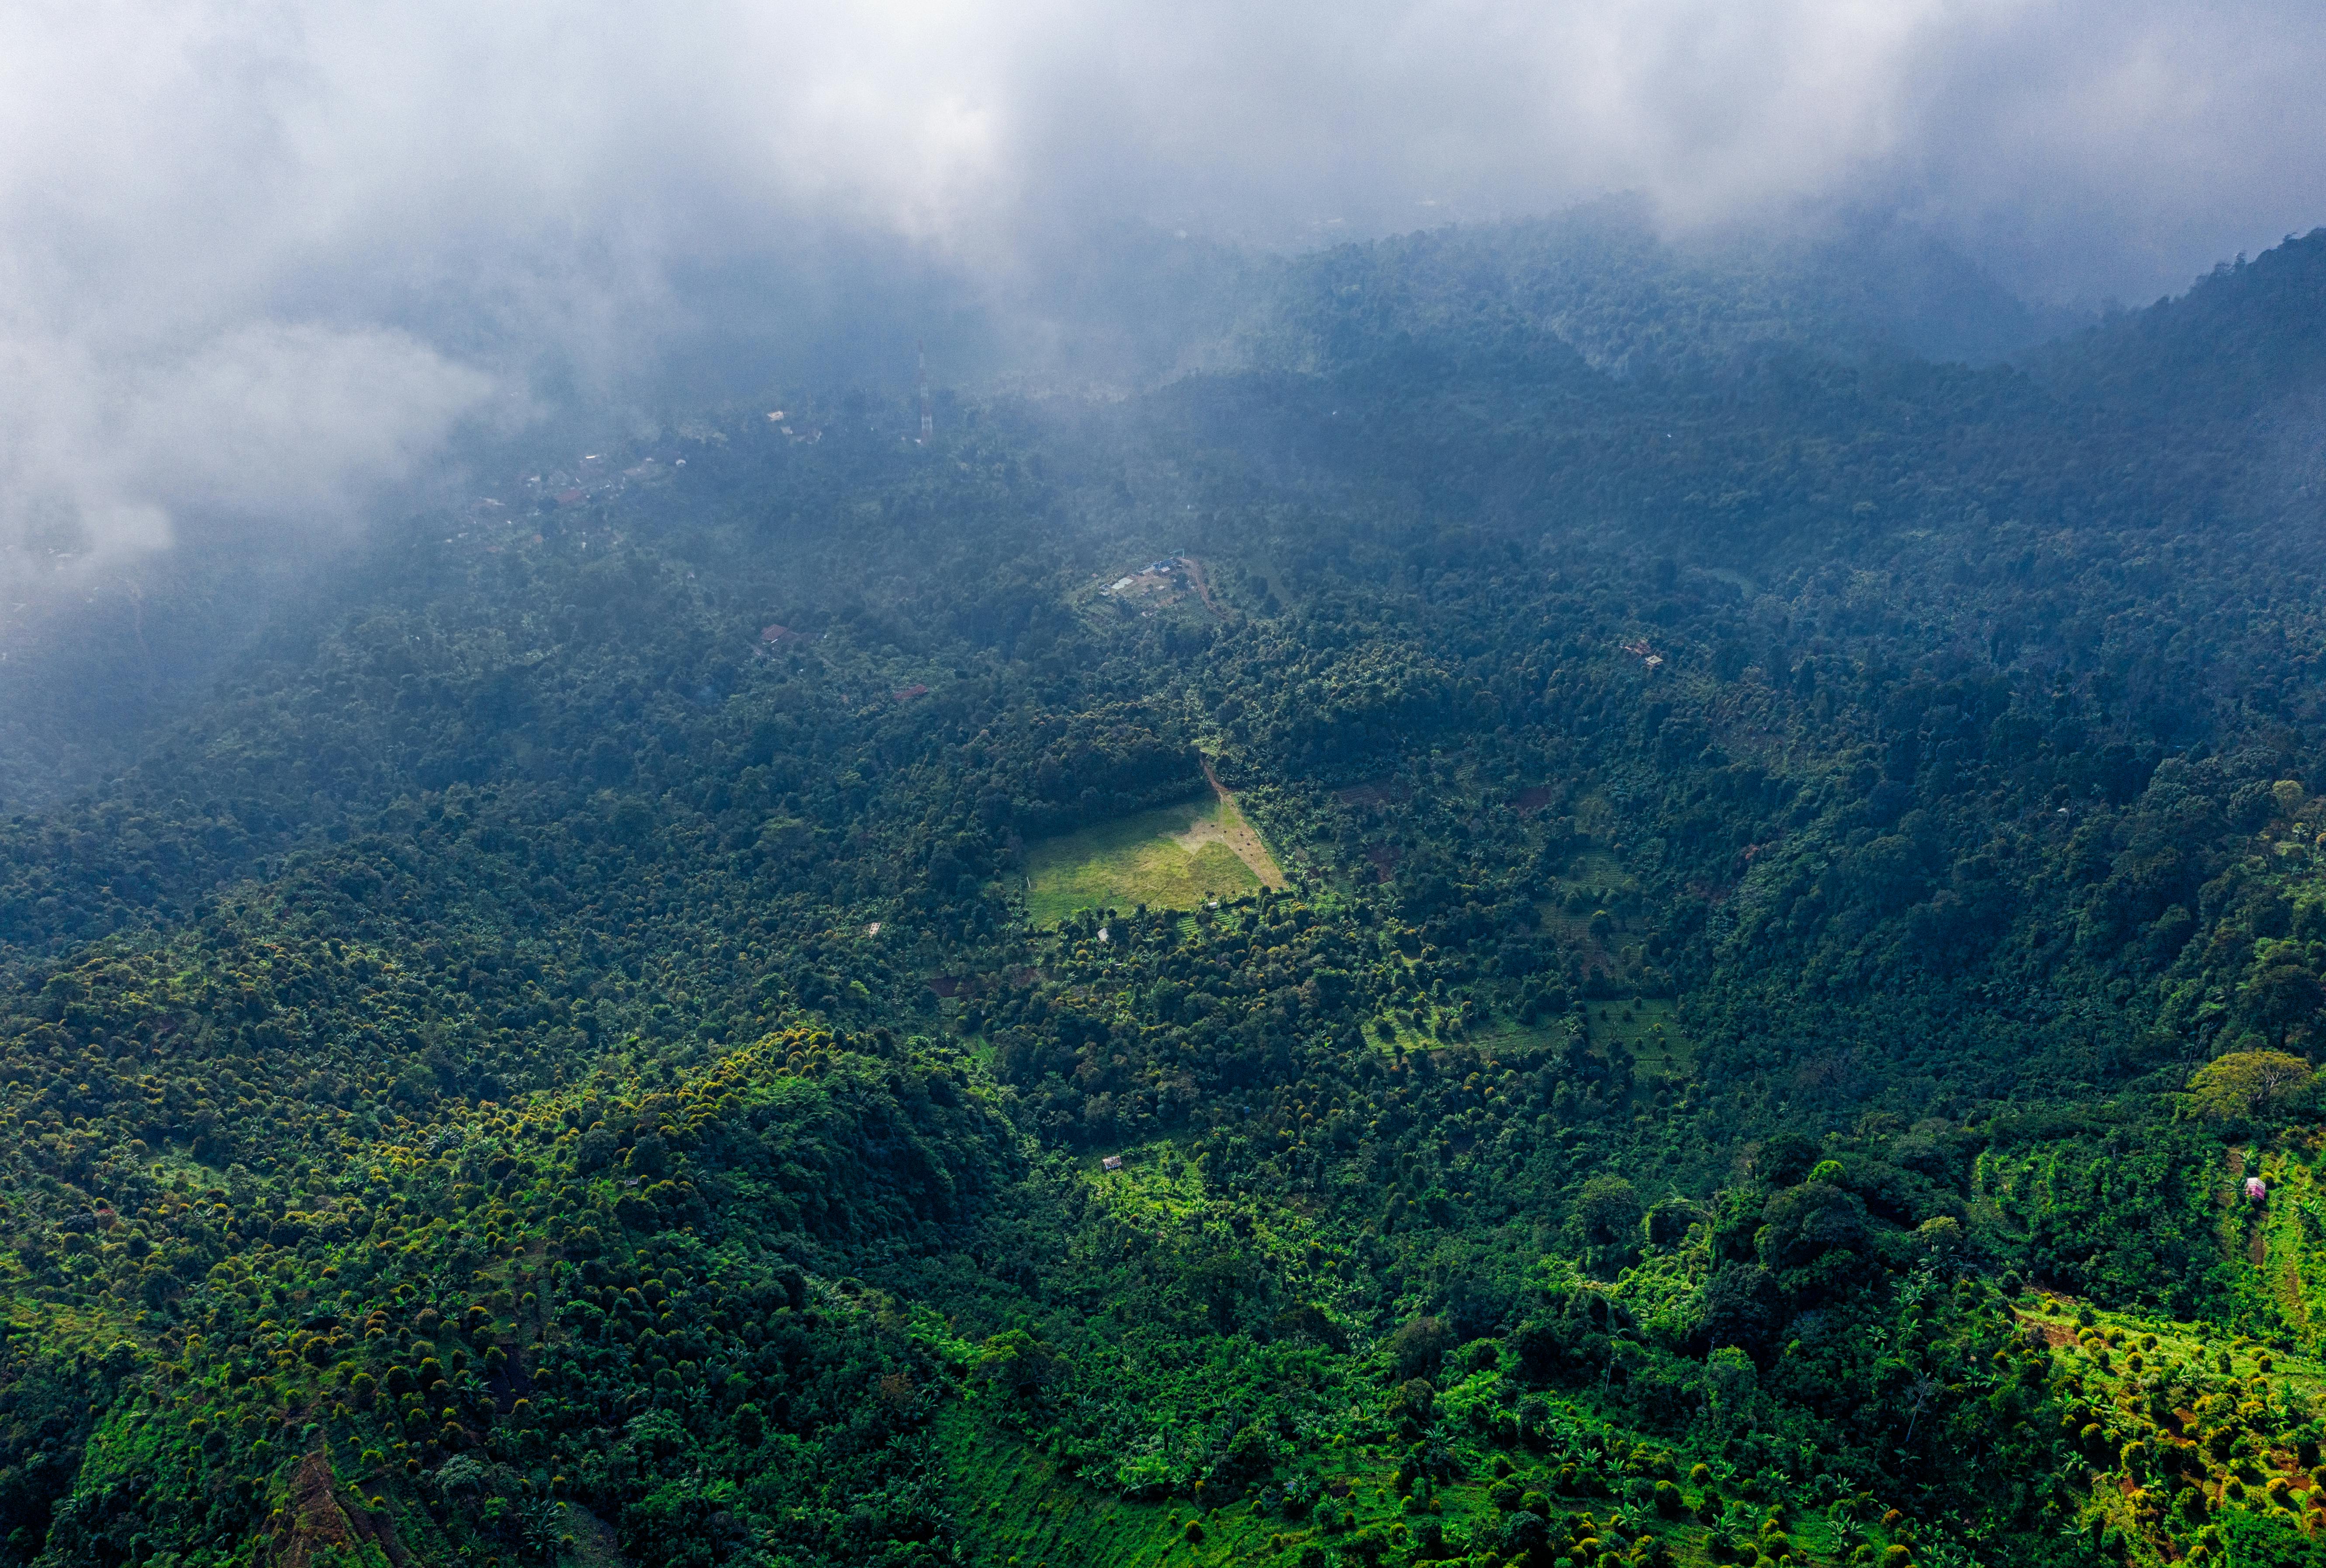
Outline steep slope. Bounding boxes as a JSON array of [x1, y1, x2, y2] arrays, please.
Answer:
[[2036, 229, 2326, 425]]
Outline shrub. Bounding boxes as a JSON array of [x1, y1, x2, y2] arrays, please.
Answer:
[[1500, 1511, 1548, 1555]]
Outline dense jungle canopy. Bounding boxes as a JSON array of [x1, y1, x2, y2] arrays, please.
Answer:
[[4, 214, 2326, 1568]]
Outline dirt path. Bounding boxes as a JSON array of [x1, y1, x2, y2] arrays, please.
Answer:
[[1180, 556, 1229, 622], [1199, 756, 1287, 889], [280, 1445, 416, 1568]]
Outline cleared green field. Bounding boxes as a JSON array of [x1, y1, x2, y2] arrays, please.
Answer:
[[1024, 797, 1267, 926]]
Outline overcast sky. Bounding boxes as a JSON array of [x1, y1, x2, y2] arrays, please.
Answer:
[[3, 0, 2322, 580]]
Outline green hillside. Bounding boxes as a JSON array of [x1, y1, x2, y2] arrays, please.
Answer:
[[0, 222, 2325, 1568]]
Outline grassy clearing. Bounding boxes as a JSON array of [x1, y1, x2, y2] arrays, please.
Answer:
[[1026, 798, 1275, 926], [1206, 790, 1288, 891], [1356, 1012, 1573, 1060], [1538, 851, 1645, 959], [1582, 998, 1692, 1074], [1361, 1011, 1465, 1055], [1362, 1014, 1438, 1054], [1462, 1018, 1575, 1060], [1563, 850, 1631, 888], [558, 1502, 631, 1568]]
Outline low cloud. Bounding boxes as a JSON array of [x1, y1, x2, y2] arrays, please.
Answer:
[[1, 0, 2320, 580], [1, 324, 498, 573]]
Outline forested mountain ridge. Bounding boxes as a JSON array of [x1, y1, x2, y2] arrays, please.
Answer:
[[1, 224, 2325, 1568], [2034, 229, 2326, 424]]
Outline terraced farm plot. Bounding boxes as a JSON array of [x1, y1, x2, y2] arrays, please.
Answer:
[[1024, 795, 1282, 926]]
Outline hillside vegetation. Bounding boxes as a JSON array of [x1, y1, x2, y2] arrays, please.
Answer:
[[0, 222, 2325, 1568]]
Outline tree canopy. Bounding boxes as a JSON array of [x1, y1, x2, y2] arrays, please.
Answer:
[[0, 215, 2324, 1568]]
